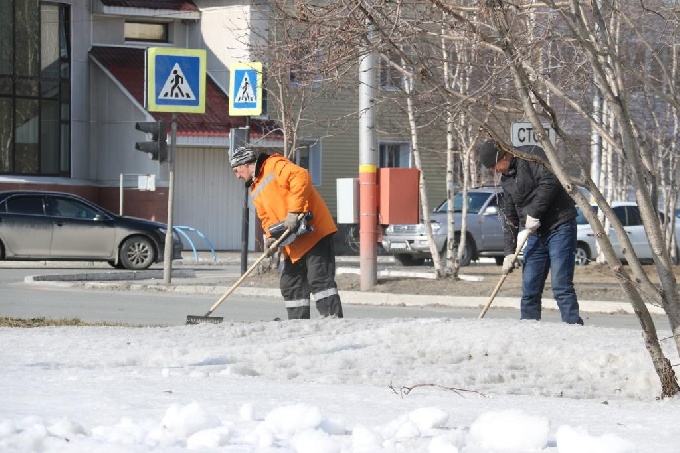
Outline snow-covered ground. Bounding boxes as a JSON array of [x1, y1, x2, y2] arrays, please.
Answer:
[[1, 317, 678, 452]]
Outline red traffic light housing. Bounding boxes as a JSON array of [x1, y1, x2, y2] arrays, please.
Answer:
[[135, 121, 168, 163]]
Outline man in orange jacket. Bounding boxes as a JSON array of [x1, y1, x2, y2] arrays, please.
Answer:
[[230, 146, 344, 319]]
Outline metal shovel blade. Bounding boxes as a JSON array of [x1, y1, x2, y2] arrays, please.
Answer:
[[186, 315, 224, 325]]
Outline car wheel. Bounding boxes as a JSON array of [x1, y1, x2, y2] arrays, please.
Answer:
[[575, 243, 590, 266], [452, 234, 473, 267], [395, 254, 426, 266], [119, 236, 156, 270], [495, 256, 504, 266]]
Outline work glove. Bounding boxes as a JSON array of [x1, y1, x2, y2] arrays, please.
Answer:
[[283, 212, 301, 231], [502, 254, 517, 275], [525, 215, 540, 233], [264, 236, 277, 257]]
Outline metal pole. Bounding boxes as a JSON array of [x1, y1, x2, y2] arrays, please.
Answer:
[[240, 116, 251, 275], [163, 114, 177, 284], [119, 173, 124, 215], [358, 21, 378, 291]]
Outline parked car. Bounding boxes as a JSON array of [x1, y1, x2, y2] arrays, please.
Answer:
[[381, 187, 506, 266], [0, 190, 182, 270], [575, 201, 679, 265]]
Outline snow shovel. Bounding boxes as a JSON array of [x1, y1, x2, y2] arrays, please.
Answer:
[[478, 229, 531, 319], [186, 214, 305, 325]]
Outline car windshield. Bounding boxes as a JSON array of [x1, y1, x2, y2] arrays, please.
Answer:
[[435, 192, 497, 214]]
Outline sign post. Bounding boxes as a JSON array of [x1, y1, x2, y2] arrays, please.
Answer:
[[145, 47, 206, 283], [229, 62, 263, 274]]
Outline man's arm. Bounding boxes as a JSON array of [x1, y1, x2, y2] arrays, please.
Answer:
[[524, 151, 561, 220], [502, 192, 520, 256], [275, 159, 312, 213]]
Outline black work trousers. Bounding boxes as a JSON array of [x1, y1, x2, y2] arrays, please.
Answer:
[[280, 233, 344, 320]]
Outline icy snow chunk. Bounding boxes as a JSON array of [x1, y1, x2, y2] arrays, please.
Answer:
[[555, 425, 635, 453], [161, 401, 221, 438], [239, 402, 256, 421], [429, 435, 461, 453], [469, 409, 549, 450], [47, 417, 87, 438], [263, 403, 323, 438], [408, 407, 449, 434], [352, 424, 383, 453], [290, 428, 340, 453], [186, 426, 231, 449]]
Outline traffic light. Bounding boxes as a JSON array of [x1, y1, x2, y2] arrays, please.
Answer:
[[135, 121, 168, 163]]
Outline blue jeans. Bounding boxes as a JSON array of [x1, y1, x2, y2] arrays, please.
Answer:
[[521, 219, 583, 324]]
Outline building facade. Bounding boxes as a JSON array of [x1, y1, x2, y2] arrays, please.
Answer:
[[0, 0, 449, 251]]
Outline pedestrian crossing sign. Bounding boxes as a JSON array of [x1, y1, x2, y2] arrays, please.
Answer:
[[229, 62, 262, 116], [146, 47, 206, 113]]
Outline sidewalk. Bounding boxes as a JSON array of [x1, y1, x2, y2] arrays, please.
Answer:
[[19, 251, 662, 316]]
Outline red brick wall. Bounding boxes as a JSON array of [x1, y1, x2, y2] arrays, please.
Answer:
[[0, 182, 169, 222]]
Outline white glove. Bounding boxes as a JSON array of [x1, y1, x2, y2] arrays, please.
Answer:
[[525, 215, 540, 233], [283, 212, 300, 231], [502, 255, 516, 275]]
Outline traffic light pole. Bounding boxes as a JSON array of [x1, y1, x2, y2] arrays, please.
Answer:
[[163, 114, 177, 284]]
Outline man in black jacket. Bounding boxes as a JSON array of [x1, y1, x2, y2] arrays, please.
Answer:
[[479, 140, 583, 325]]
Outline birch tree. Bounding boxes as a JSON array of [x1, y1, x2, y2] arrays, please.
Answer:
[[340, 0, 680, 397]]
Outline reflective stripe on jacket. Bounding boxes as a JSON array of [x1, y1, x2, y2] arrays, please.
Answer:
[[250, 153, 338, 263]]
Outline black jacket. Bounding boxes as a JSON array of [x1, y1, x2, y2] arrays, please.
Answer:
[[500, 145, 576, 255]]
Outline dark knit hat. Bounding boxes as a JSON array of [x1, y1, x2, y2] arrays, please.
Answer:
[[230, 146, 257, 168], [479, 140, 505, 169]]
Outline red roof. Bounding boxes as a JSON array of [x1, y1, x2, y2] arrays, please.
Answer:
[[89, 46, 278, 138], [98, 0, 199, 11]]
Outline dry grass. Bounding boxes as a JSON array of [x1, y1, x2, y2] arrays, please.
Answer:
[[0, 317, 143, 328]]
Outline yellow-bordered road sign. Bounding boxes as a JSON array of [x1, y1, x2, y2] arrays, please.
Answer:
[[229, 62, 262, 116], [146, 47, 206, 113]]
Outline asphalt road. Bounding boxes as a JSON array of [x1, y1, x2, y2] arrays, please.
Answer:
[[0, 262, 670, 329]]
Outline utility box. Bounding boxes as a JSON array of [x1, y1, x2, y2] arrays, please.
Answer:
[[378, 168, 419, 225], [336, 178, 359, 224]]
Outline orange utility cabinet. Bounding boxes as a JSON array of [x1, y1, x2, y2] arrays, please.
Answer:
[[378, 167, 420, 225]]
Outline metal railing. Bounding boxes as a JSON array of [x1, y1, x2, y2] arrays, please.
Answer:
[[173, 226, 217, 262]]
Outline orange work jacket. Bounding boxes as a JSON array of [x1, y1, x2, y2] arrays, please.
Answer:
[[250, 154, 337, 263]]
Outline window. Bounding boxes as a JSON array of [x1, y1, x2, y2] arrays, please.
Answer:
[[616, 205, 643, 227], [0, 2, 70, 176], [379, 142, 411, 168], [438, 192, 503, 215], [296, 139, 322, 186], [289, 46, 324, 89], [5, 196, 45, 215], [124, 21, 169, 43], [380, 51, 403, 91], [47, 196, 97, 219]]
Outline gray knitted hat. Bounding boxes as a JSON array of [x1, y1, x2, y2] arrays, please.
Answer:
[[479, 140, 505, 169]]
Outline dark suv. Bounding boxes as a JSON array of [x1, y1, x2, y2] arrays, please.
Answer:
[[381, 187, 506, 266]]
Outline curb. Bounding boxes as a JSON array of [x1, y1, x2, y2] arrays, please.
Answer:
[[22, 271, 664, 316]]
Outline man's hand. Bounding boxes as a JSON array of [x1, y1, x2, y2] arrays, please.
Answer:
[[264, 236, 277, 257], [283, 212, 300, 231], [525, 215, 540, 233], [502, 254, 517, 275]]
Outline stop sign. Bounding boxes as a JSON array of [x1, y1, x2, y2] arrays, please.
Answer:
[[511, 122, 556, 147]]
